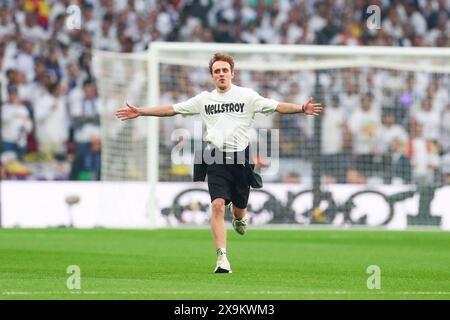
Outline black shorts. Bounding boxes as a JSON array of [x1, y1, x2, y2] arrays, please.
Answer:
[[207, 163, 250, 209]]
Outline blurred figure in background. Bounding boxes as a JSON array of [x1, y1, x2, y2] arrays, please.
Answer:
[[68, 79, 101, 180], [320, 94, 349, 184], [406, 119, 440, 185], [14, 38, 36, 83], [441, 153, 450, 185], [413, 95, 440, 142], [1, 86, 33, 160], [33, 81, 68, 159], [1, 86, 33, 178], [386, 137, 412, 184], [377, 111, 408, 155], [440, 102, 450, 154], [349, 93, 381, 179]]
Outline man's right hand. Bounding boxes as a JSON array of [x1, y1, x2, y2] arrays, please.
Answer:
[[115, 102, 141, 121]]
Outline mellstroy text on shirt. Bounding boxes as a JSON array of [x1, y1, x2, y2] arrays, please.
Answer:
[[204, 103, 245, 115]]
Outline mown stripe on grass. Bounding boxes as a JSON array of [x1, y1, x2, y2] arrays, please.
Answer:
[[2, 291, 450, 296]]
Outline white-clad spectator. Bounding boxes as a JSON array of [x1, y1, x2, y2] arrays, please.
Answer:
[[363, 72, 383, 105], [399, 23, 414, 47], [266, 2, 289, 29], [94, 13, 120, 51], [440, 102, 450, 153], [382, 8, 404, 41], [83, 3, 102, 34], [349, 93, 381, 156], [407, 119, 440, 184], [376, 111, 409, 154], [285, 12, 303, 44], [1, 68, 15, 103], [321, 94, 349, 182], [48, 13, 66, 44], [45, 48, 63, 83], [15, 38, 35, 83], [288, 81, 312, 138], [348, 92, 382, 179], [68, 79, 100, 146], [240, 0, 259, 25], [241, 21, 260, 44], [426, 78, 449, 114], [295, 71, 315, 99], [387, 137, 413, 184], [414, 96, 440, 141], [0, 55, 7, 100], [309, 1, 328, 33], [116, 10, 135, 41], [426, 11, 449, 45], [441, 152, 450, 184], [427, 0, 450, 29], [15, 70, 35, 105], [131, 15, 152, 50], [397, 73, 419, 124], [421, 0, 438, 26], [29, 57, 54, 103], [178, 16, 202, 42], [0, 5, 16, 40], [56, 41, 73, 74], [405, 1, 428, 36], [339, 80, 361, 114], [156, 2, 178, 37], [62, 61, 85, 93], [298, 19, 316, 44], [19, 12, 49, 43], [67, 78, 101, 180], [256, 12, 281, 44], [124, 1, 139, 29], [48, 0, 70, 26], [95, 0, 115, 17], [190, 24, 211, 43], [216, 0, 257, 26], [382, 70, 405, 98], [111, 0, 127, 13], [1, 86, 33, 159], [33, 82, 69, 156]]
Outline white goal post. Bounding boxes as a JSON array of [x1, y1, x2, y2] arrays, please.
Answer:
[[93, 42, 450, 228]]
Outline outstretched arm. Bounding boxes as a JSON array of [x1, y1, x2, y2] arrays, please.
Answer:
[[115, 102, 176, 120], [276, 97, 323, 116]]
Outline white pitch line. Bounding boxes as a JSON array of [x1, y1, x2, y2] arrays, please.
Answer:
[[2, 291, 450, 296]]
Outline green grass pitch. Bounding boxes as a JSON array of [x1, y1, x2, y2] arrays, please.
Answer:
[[0, 228, 449, 300]]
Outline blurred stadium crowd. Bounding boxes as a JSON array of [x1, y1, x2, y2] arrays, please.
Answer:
[[1, 0, 450, 183]]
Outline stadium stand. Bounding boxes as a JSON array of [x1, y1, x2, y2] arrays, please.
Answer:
[[1, 0, 449, 183]]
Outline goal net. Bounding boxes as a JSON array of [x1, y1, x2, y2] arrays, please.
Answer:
[[93, 43, 450, 228]]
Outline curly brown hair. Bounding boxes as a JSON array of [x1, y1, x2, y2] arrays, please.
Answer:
[[208, 52, 235, 75]]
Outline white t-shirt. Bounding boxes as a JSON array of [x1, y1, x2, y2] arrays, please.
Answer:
[[321, 107, 345, 154], [415, 109, 440, 141], [173, 84, 279, 152], [1, 103, 33, 147], [349, 107, 381, 155]]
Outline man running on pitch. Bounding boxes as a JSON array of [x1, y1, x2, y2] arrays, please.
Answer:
[[115, 52, 323, 273]]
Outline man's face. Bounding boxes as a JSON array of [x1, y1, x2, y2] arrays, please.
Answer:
[[211, 61, 233, 92], [84, 84, 96, 98]]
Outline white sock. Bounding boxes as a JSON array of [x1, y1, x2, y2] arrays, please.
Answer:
[[216, 248, 226, 256]]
